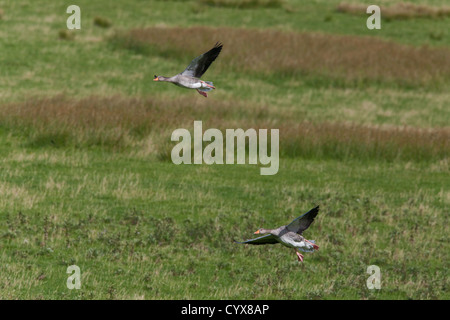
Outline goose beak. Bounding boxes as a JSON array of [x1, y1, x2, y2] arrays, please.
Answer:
[[153, 78, 159, 81], [254, 230, 260, 234]]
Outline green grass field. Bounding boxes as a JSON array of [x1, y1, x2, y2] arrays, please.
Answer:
[[0, 0, 448, 299]]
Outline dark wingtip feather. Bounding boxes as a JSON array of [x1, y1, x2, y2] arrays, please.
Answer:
[[309, 205, 320, 217], [213, 42, 223, 52]]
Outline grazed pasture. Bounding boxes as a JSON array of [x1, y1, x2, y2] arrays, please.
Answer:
[[0, 0, 448, 299]]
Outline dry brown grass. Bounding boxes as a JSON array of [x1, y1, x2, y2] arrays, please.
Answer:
[[280, 121, 450, 161], [198, 0, 285, 9], [336, 2, 450, 20], [114, 26, 450, 87], [1, 95, 448, 162]]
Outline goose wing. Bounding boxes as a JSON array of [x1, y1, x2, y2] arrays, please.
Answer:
[[180, 42, 223, 78], [234, 234, 279, 245], [286, 205, 319, 234]]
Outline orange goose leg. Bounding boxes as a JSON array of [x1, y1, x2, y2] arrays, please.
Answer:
[[296, 250, 304, 262]]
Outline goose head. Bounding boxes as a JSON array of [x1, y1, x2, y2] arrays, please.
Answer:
[[254, 228, 271, 235], [153, 75, 176, 82]]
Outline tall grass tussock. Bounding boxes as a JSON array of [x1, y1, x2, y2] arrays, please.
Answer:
[[1, 96, 448, 163], [111, 26, 450, 88], [93, 16, 112, 28]]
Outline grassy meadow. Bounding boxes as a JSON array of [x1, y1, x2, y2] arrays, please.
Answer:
[[0, 0, 449, 300]]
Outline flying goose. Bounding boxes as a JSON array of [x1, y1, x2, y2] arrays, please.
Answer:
[[153, 42, 223, 97], [235, 206, 320, 262]]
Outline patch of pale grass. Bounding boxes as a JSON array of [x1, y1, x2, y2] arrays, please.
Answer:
[[2, 151, 90, 167], [44, 176, 66, 193], [0, 182, 40, 210]]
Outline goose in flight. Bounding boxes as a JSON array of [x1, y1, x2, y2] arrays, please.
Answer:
[[235, 206, 320, 262], [153, 42, 223, 97]]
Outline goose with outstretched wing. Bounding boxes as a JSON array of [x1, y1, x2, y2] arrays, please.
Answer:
[[153, 42, 223, 97], [235, 206, 320, 262]]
